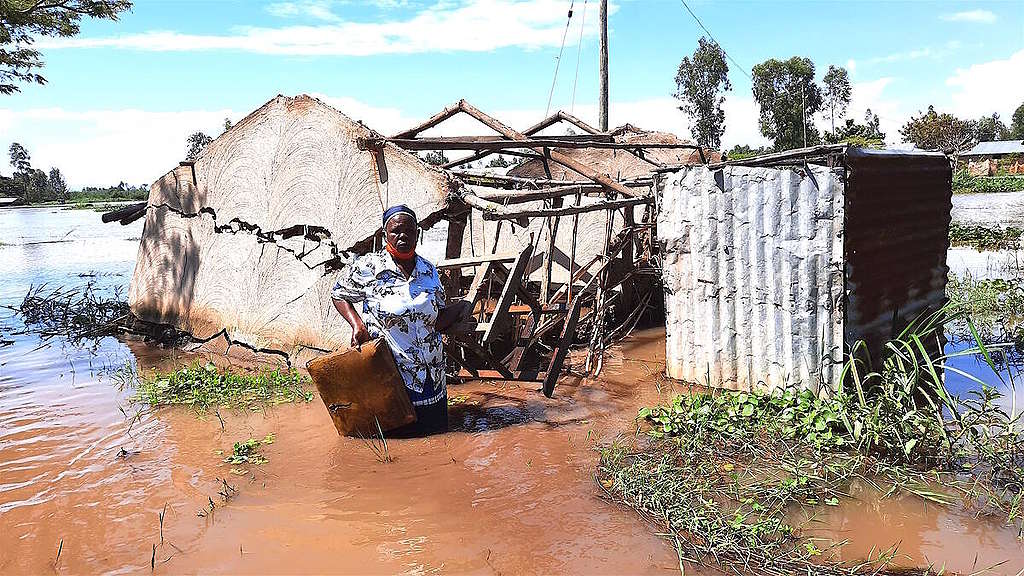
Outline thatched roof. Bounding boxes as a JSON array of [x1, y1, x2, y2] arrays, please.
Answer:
[[507, 124, 722, 180]]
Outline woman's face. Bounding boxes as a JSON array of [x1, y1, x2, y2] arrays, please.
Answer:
[[385, 214, 417, 254]]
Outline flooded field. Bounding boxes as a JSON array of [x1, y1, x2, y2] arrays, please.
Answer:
[[2, 206, 1023, 574]]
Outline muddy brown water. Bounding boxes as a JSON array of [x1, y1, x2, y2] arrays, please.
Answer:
[[2, 207, 1023, 574]]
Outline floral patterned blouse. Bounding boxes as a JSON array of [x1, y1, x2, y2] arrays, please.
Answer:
[[331, 251, 447, 406]]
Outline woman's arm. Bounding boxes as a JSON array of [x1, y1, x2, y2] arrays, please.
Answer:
[[436, 299, 472, 333], [333, 299, 371, 347]]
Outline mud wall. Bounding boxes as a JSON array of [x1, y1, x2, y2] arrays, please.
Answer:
[[128, 95, 452, 362]]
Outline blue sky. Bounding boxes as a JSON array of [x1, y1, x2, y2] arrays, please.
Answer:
[[2, 0, 1022, 187]]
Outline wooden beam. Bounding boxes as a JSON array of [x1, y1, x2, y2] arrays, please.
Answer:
[[384, 137, 698, 152], [443, 110, 603, 169], [474, 184, 605, 203], [449, 170, 653, 190], [437, 252, 518, 269], [391, 100, 464, 139], [463, 194, 653, 221], [456, 101, 638, 198]]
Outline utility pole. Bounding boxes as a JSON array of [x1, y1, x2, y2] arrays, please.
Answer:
[[599, 0, 609, 132]]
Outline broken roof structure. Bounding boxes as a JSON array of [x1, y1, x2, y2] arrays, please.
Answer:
[[125, 94, 713, 394]]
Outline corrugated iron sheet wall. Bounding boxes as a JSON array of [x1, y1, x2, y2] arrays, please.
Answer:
[[658, 165, 845, 392], [843, 150, 951, 361]]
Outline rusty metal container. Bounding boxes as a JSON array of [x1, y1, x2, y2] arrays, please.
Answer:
[[306, 338, 416, 436]]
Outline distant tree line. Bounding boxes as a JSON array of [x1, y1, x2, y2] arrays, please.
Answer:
[[672, 37, 1024, 158], [2, 142, 146, 205]]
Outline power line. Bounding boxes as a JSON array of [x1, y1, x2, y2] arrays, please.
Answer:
[[545, 1, 576, 118], [570, 0, 588, 114], [676, 0, 897, 138]]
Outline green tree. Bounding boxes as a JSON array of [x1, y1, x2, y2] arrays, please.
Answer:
[[751, 57, 822, 151], [974, 113, 1010, 142], [47, 166, 67, 201], [0, 1, 132, 95], [1010, 102, 1024, 139], [422, 150, 448, 166], [486, 156, 510, 168], [899, 105, 975, 151], [821, 65, 851, 134], [28, 168, 47, 202], [223, 117, 233, 133], [185, 131, 213, 161], [725, 144, 769, 160], [824, 109, 886, 148], [673, 37, 732, 150], [9, 141, 30, 173]]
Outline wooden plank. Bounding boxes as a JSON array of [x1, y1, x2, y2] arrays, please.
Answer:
[[449, 171, 653, 190], [482, 244, 533, 343], [452, 337, 514, 379], [457, 369, 547, 381], [437, 252, 518, 269], [542, 293, 584, 397], [469, 195, 653, 221]]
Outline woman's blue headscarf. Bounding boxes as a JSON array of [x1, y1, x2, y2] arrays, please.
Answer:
[[382, 205, 417, 227]]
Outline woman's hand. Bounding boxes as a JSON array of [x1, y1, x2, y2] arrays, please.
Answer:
[[334, 298, 371, 348], [351, 324, 371, 347], [437, 299, 473, 333]]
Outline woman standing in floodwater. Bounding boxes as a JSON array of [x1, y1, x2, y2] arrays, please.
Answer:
[[331, 205, 467, 436]]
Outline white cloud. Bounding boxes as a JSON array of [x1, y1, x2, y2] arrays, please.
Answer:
[[941, 10, 996, 23], [866, 47, 932, 65], [0, 107, 235, 188], [37, 0, 605, 56], [946, 48, 1024, 120], [266, 1, 342, 22], [5, 91, 716, 188]]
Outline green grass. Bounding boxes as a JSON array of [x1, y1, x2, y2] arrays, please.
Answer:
[[953, 170, 1024, 194], [948, 222, 1022, 250], [600, 305, 1024, 575], [133, 362, 313, 412]]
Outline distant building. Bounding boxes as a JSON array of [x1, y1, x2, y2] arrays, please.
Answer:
[[0, 197, 18, 206], [960, 140, 1024, 160], [960, 140, 1024, 176]]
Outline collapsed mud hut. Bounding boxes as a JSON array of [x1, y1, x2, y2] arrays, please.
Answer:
[[120, 94, 711, 395], [116, 95, 952, 397]]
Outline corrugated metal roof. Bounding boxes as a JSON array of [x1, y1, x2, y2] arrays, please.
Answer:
[[961, 140, 1024, 157]]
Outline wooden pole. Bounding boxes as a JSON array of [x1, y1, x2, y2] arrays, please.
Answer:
[[599, 0, 609, 132]]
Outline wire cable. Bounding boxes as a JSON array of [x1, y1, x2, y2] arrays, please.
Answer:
[[570, 0, 588, 115], [677, 0, 895, 141], [545, 1, 575, 118]]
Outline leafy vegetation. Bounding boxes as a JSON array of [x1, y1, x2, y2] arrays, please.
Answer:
[[953, 170, 1024, 194], [674, 36, 731, 150], [948, 221, 1022, 249], [751, 56, 822, 151], [10, 282, 131, 343], [600, 306, 1023, 575], [900, 105, 976, 152], [133, 362, 313, 412], [0, 0, 132, 95], [224, 434, 275, 466]]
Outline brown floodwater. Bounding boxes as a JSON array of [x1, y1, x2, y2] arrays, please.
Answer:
[[2, 207, 1023, 575]]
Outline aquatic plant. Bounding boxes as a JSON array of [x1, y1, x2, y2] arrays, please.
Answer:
[[224, 435, 274, 466], [9, 281, 131, 343], [600, 304, 1024, 575], [132, 362, 313, 412], [948, 222, 1023, 251], [357, 417, 392, 464]]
